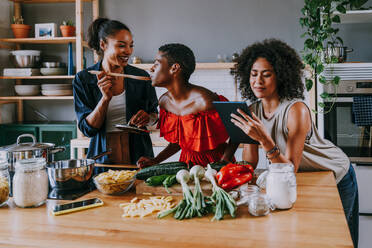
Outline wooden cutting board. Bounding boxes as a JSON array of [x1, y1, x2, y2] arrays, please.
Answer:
[[135, 180, 213, 196]]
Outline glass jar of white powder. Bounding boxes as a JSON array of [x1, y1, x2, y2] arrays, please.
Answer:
[[266, 163, 297, 210], [13, 158, 48, 208]]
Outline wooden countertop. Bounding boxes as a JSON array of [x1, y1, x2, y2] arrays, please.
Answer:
[[0, 171, 352, 248]]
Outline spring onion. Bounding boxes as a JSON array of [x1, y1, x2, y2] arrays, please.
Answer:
[[190, 165, 207, 216], [205, 164, 237, 220], [158, 170, 196, 220]]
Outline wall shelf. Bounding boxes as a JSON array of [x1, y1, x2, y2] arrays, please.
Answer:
[[334, 10, 372, 24], [0, 75, 74, 79], [132, 62, 235, 70], [10, 0, 94, 3], [0, 38, 89, 47], [0, 96, 73, 100]]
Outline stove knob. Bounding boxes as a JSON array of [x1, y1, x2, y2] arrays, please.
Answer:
[[346, 86, 354, 92]]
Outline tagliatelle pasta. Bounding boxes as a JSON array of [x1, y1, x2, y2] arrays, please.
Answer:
[[94, 170, 137, 194], [95, 169, 136, 184], [120, 196, 175, 218]]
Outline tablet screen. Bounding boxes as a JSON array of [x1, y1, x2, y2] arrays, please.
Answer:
[[213, 101, 259, 144]]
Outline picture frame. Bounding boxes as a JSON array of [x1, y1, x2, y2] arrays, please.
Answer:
[[35, 23, 57, 38]]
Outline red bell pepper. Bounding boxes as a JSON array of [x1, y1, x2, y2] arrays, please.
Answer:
[[221, 173, 252, 190], [216, 162, 253, 190]]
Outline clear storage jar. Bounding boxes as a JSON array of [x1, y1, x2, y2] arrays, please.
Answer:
[[0, 160, 10, 207], [248, 193, 272, 216], [13, 158, 48, 208], [266, 163, 297, 209]]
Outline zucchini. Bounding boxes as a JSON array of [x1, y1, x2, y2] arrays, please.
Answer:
[[146, 175, 171, 186], [163, 175, 177, 193], [136, 162, 187, 180], [209, 161, 229, 171]]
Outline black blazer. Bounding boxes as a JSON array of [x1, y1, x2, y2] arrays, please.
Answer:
[[73, 61, 158, 168]]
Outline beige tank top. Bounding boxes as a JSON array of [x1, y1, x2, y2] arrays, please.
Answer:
[[251, 99, 349, 184]]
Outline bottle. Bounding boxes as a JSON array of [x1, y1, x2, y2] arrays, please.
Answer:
[[0, 160, 10, 207], [13, 158, 48, 208]]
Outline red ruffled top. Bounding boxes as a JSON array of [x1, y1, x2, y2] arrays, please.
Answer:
[[157, 95, 230, 166]]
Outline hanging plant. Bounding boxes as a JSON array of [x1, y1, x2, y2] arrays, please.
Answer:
[[300, 0, 368, 113]]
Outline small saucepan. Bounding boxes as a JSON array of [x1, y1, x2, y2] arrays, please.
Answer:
[[0, 134, 65, 172], [323, 46, 354, 63], [47, 150, 112, 190]]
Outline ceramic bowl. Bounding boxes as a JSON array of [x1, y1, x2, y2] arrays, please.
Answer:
[[14, 85, 40, 96]]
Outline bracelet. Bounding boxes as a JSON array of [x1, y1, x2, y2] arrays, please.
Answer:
[[266, 145, 279, 156], [267, 149, 280, 160]]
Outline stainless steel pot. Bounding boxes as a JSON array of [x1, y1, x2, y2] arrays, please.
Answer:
[[323, 46, 354, 63], [0, 134, 65, 172], [46, 150, 111, 190]]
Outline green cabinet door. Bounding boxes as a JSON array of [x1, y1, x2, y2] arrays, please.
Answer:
[[0, 124, 39, 146], [39, 123, 77, 161]]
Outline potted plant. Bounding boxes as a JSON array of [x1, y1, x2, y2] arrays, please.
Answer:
[[300, 0, 369, 113], [11, 16, 31, 38], [60, 20, 75, 37]]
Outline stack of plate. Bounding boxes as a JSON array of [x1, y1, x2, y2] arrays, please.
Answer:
[[41, 84, 72, 96], [14, 85, 40, 96], [322, 63, 372, 81]]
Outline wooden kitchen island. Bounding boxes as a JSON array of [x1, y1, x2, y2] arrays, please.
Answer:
[[0, 171, 353, 248]]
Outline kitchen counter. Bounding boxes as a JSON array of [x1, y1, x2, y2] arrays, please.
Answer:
[[0, 171, 352, 248]]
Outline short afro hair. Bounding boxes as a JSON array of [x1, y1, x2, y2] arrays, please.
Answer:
[[232, 39, 304, 102], [159, 43, 196, 81]]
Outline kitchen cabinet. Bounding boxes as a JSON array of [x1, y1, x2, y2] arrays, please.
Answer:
[[38, 123, 77, 160], [359, 215, 372, 248], [0, 122, 76, 160], [0, 124, 38, 146]]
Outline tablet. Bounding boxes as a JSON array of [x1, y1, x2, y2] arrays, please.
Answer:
[[114, 124, 150, 134], [213, 101, 259, 144]]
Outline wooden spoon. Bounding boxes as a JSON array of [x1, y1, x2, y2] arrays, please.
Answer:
[[89, 70, 151, 81]]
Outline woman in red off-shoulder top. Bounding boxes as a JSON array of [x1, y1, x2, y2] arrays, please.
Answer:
[[136, 43, 237, 168]]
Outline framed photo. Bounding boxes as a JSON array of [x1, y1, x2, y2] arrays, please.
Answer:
[[35, 23, 57, 38]]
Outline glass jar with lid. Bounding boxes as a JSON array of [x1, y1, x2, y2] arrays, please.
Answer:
[[266, 163, 297, 209], [248, 193, 272, 216], [0, 159, 10, 207], [13, 158, 48, 208]]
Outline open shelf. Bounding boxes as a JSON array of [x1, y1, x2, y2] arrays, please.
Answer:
[[0, 37, 89, 47], [10, 0, 94, 3], [0, 75, 74, 79], [131, 62, 235, 70], [334, 10, 372, 23], [0, 96, 73, 100], [1, 37, 75, 44]]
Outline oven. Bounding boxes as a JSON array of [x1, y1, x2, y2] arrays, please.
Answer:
[[319, 79, 372, 247], [321, 80, 372, 163]]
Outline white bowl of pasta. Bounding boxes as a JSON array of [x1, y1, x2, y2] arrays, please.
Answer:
[[94, 169, 137, 195]]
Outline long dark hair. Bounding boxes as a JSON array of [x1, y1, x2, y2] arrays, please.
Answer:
[[87, 18, 131, 57]]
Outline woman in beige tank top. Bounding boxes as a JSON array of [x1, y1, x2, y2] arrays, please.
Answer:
[[231, 39, 358, 247]]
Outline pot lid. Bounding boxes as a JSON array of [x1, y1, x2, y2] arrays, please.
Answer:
[[0, 134, 55, 152]]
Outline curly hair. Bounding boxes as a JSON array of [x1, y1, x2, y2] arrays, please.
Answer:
[[159, 43, 196, 81], [232, 39, 304, 102]]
